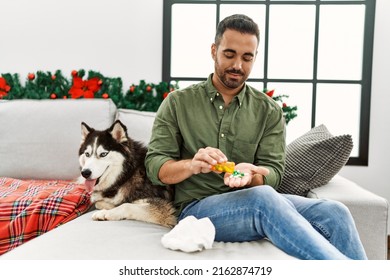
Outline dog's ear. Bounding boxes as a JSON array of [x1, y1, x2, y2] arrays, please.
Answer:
[[109, 120, 128, 143], [81, 122, 93, 142]]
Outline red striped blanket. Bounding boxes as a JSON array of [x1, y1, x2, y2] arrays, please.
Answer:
[[0, 177, 91, 255]]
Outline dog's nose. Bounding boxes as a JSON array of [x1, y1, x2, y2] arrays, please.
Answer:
[[81, 169, 92, 179]]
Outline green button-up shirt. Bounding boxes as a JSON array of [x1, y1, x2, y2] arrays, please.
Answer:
[[145, 74, 286, 214]]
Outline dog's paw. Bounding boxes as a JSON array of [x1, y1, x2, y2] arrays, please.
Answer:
[[92, 210, 109, 221], [91, 209, 123, 221]]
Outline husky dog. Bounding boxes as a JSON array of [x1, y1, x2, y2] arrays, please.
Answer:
[[78, 120, 177, 228]]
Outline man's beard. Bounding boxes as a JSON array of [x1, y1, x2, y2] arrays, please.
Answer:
[[215, 62, 247, 89]]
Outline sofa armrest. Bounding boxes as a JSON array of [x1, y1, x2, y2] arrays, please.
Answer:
[[307, 175, 389, 260]]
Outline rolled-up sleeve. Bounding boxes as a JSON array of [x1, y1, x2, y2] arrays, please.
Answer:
[[145, 94, 181, 186]]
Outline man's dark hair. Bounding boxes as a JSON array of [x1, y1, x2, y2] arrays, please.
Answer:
[[215, 14, 260, 46]]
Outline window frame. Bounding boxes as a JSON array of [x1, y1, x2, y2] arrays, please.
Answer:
[[162, 0, 376, 166]]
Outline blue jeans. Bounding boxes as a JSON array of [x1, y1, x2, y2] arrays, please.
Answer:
[[178, 185, 367, 260]]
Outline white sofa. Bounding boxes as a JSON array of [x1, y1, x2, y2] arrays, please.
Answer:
[[0, 99, 388, 260]]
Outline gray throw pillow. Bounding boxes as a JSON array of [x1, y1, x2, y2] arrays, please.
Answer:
[[277, 124, 353, 196]]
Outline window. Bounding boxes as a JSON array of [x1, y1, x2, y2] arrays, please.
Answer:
[[163, 0, 376, 166]]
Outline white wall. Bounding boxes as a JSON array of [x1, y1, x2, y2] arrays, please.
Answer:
[[0, 0, 163, 86], [1, 0, 389, 231], [339, 0, 390, 233]]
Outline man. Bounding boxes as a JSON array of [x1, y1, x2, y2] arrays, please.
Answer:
[[145, 14, 367, 260]]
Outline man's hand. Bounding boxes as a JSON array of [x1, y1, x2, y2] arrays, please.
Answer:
[[223, 163, 269, 188], [158, 147, 227, 185], [190, 147, 227, 174]]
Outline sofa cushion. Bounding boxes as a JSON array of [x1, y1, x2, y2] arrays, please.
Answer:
[[0, 99, 117, 180], [277, 124, 353, 196], [0, 209, 296, 260], [116, 109, 156, 145]]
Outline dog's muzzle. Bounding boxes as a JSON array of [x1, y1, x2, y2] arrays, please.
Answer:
[[81, 169, 99, 192], [81, 169, 92, 179]]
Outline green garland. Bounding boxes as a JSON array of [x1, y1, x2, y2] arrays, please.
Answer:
[[0, 70, 297, 124], [0, 69, 178, 112]]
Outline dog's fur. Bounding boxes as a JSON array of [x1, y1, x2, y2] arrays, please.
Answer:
[[78, 120, 176, 228]]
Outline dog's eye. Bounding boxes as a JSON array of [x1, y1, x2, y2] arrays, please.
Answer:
[[100, 152, 108, 158], [85, 152, 91, 158]]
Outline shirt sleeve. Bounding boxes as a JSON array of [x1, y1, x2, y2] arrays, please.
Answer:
[[256, 104, 286, 189], [145, 94, 181, 186]]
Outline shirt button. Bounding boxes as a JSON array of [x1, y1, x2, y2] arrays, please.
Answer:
[[219, 105, 223, 110], [221, 133, 225, 138], [216, 93, 220, 96], [210, 98, 213, 101]]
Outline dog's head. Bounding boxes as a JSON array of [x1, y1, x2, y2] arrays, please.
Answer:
[[79, 120, 129, 191]]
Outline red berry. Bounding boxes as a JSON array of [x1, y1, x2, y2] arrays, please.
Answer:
[[28, 73, 35, 80]]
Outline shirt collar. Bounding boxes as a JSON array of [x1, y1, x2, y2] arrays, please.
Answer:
[[205, 74, 246, 108]]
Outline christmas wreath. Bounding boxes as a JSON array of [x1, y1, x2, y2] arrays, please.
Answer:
[[0, 70, 297, 123]]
